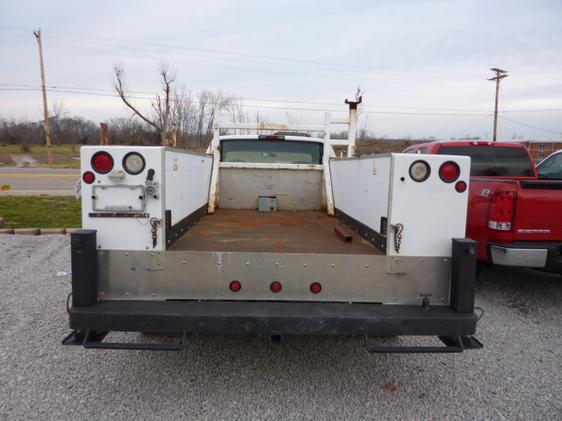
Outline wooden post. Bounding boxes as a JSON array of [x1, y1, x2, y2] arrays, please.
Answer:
[[100, 122, 109, 145], [169, 123, 177, 148]]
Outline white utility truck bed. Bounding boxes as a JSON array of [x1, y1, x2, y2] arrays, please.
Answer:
[[63, 120, 482, 354]]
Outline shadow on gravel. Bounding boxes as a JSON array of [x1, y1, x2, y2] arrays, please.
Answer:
[[86, 332, 464, 414], [477, 265, 561, 319]]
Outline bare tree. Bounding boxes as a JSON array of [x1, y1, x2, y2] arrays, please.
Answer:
[[113, 63, 176, 145], [193, 89, 234, 146], [171, 84, 196, 140], [204, 90, 232, 139], [228, 96, 247, 124], [255, 110, 265, 125], [53, 100, 67, 120], [285, 112, 302, 126]]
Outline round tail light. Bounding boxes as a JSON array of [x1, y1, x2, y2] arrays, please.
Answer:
[[310, 282, 322, 294], [91, 151, 114, 174], [270, 281, 282, 293], [455, 180, 467, 193], [123, 152, 145, 175], [82, 171, 95, 184], [439, 161, 460, 183], [409, 160, 431, 182], [229, 280, 241, 292]]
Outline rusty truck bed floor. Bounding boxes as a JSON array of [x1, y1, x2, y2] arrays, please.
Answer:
[[169, 209, 382, 254]]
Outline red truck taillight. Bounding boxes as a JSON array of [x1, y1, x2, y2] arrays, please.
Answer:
[[91, 151, 114, 174], [488, 191, 516, 231]]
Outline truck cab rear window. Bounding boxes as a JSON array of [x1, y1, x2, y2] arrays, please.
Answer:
[[221, 139, 323, 164], [438, 146, 534, 177]]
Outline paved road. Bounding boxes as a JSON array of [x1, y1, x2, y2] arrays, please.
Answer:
[[0, 235, 560, 420], [0, 167, 79, 195]]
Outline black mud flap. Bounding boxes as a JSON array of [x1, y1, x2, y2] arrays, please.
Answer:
[[62, 330, 188, 351], [363, 334, 483, 354]]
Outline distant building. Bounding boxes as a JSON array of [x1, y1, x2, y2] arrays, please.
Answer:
[[517, 140, 562, 163]]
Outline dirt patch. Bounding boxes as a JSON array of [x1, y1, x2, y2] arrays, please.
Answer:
[[0, 152, 13, 165]]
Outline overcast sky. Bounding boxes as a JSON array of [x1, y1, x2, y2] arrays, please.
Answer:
[[1, 0, 561, 140]]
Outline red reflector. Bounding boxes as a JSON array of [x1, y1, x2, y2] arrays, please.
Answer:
[[310, 282, 322, 294], [488, 191, 516, 231], [455, 180, 467, 193], [439, 161, 460, 183], [270, 281, 282, 293], [82, 171, 95, 184], [91, 151, 114, 174], [229, 280, 241, 292]]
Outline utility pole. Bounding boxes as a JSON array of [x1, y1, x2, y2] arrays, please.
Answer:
[[33, 29, 53, 164], [488, 67, 508, 142]]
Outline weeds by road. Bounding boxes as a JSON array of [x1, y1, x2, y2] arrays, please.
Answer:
[[0, 144, 80, 168], [0, 195, 81, 228]]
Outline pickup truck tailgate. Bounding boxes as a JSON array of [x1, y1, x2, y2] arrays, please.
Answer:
[[514, 180, 562, 241]]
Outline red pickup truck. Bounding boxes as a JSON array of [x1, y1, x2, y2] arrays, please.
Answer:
[[403, 141, 562, 273]]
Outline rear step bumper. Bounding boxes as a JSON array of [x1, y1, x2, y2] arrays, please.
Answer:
[[65, 300, 482, 352], [66, 231, 481, 352]]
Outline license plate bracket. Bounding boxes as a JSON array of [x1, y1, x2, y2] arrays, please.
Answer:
[[92, 185, 145, 212]]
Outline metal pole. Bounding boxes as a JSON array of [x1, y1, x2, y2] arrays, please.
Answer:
[[33, 29, 53, 164], [488, 68, 508, 142]]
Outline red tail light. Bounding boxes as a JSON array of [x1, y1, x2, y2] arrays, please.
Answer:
[[439, 161, 460, 183], [488, 191, 516, 231], [91, 151, 114, 174], [310, 282, 322, 294], [82, 171, 95, 184], [270, 281, 282, 293], [455, 180, 467, 193], [229, 280, 242, 292]]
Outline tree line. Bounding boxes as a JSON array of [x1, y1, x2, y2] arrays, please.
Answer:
[[0, 64, 258, 150], [1, 64, 478, 152]]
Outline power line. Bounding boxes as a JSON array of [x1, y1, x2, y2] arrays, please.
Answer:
[[0, 86, 492, 116], [6, 86, 561, 134], [3, 84, 562, 116], [4, 82, 562, 114], [37, 28, 480, 79], [0, 29, 488, 88], [499, 115, 562, 136]]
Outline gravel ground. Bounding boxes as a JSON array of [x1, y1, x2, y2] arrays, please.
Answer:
[[0, 235, 560, 420]]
